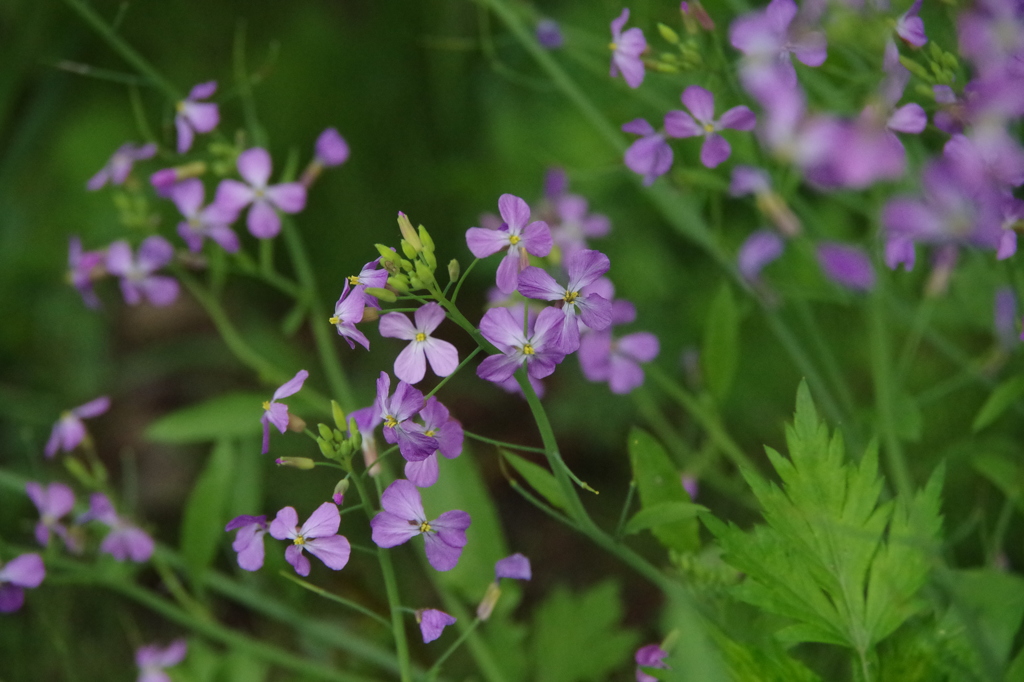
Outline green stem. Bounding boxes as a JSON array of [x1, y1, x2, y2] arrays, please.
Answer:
[[614, 480, 637, 540], [426, 618, 482, 680], [424, 348, 483, 400], [278, 571, 391, 628], [464, 430, 547, 454], [868, 288, 912, 496]]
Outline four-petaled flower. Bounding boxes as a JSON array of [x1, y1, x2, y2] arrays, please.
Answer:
[[87, 142, 157, 191], [136, 639, 187, 682], [622, 119, 673, 186], [269, 502, 351, 577], [26, 482, 81, 553], [417, 608, 457, 643], [215, 148, 307, 239], [579, 299, 660, 394], [106, 236, 180, 307], [609, 8, 647, 88], [170, 178, 240, 253], [175, 81, 220, 154], [79, 493, 154, 562], [224, 514, 269, 571], [45, 395, 110, 459], [729, 0, 827, 87], [477, 306, 567, 383], [405, 397, 463, 488], [370, 479, 471, 571], [465, 194, 553, 294], [379, 302, 459, 384], [517, 249, 613, 353], [0, 553, 45, 613], [330, 282, 370, 350], [261, 370, 309, 454], [664, 86, 756, 168], [374, 372, 438, 461], [635, 643, 670, 682]]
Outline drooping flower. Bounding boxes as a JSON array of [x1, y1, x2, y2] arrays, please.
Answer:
[[25, 482, 80, 553], [87, 142, 157, 191], [300, 128, 351, 186], [635, 644, 670, 682], [370, 479, 471, 571], [816, 242, 876, 291], [405, 397, 464, 488], [105, 237, 180, 307], [79, 493, 154, 562], [224, 515, 268, 571], [609, 9, 647, 88], [261, 370, 308, 454], [330, 283, 370, 350], [517, 249, 613, 353], [215, 148, 307, 239], [664, 86, 756, 168], [536, 19, 564, 49], [465, 194, 553, 294], [0, 553, 45, 613], [477, 306, 567, 383], [375, 372, 438, 461], [379, 303, 459, 384], [578, 300, 659, 394], [170, 178, 240, 253], [622, 119, 673, 186], [135, 639, 187, 682], [737, 229, 785, 281], [175, 81, 220, 154], [67, 237, 106, 309], [269, 503, 351, 577], [895, 0, 927, 47], [729, 0, 827, 87], [417, 609, 457, 643], [44, 395, 110, 458], [495, 553, 532, 581]]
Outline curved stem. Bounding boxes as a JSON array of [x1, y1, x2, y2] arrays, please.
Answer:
[[278, 571, 391, 629]]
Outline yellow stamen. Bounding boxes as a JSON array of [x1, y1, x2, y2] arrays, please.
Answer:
[[425, 429, 436, 437], [563, 290, 579, 304], [415, 332, 427, 342], [262, 400, 271, 410], [348, 275, 361, 286], [609, 42, 618, 51], [419, 521, 432, 533], [703, 122, 716, 133], [293, 535, 306, 546], [522, 343, 536, 356], [509, 235, 521, 245], [384, 415, 398, 428], [329, 316, 340, 325]]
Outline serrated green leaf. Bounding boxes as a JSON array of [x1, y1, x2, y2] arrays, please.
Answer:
[[181, 439, 234, 582], [501, 449, 566, 512], [714, 629, 823, 682], [972, 375, 1024, 432], [146, 392, 265, 444], [939, 568, 1024, 672], [628, 428, 700, 552], [622, 501, 708, 535], [531, 581, 638, 682], [702, 283, 739, 402]]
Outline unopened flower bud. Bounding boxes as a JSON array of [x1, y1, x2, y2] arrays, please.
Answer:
[[476, 582, 502, 621], [375, 244, 402, 267], [397, 212, 423, 252], [657, 23, 680, 44], [365, 287, 397, 303], [401, 240, 418, 260], [423, 249, 437, 271], [287, 413, 306, 433], [275, 457, 316, 470], [415, 260, 435, 287], [317, 438, 334, 458], [361, 307, 380, 322], [417, 225, 435, 253], [448, 259, 460, 282], [331, 400, 347, 432], [387, 275, 410, 293], [332, 479, 349, 505], [318, 423, 335, 441]]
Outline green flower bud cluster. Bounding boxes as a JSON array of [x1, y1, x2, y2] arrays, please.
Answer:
[[901, 42, 960, 86], [650, 22, 703, 73], [113, 190, 158, 231], [315, 400, 363, 472], [373, 211, 443, 295]]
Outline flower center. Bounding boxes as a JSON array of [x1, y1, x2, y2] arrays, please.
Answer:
[[384, 414, 399, 428], [348, 275, 361, 286], [703, 122, 716, 133], [609, 42, 618, 51], [521, 343, 536, 356], [262, 400, 271, 410], [563, 290, 580, 305], [508, 235, 521, 245], [415, 332, 427, 342], [419, 521, 432, 533], [425, 429, 436, 437], [329, 315, 340, 325], [293, 534, 306, 546]]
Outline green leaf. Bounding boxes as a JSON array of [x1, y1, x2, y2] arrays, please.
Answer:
[[938, 568, 1024, 673], [628, 428, 700, 552], [530, 581, 638, 682], [500, 449, 567, 512], [146, 392, 265, 444], [713, 628, 822, 682], [972, 451, 1024, 513], [622, 501, 707, 535], [180, 439, 235, 582], [972, 375, 1024, 432], [702, 283, 739, 403]]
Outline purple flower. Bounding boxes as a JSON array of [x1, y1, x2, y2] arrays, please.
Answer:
[[517, 249, 612, 353], [664, 86, 756, 168], [67, 237, 105, 309], [494, 553, 531, 581], [466, 194, 553, 294], [170, 179, 240, 253], [737, 229, 785, 281], [80, 493, 154, 562], [136, 640, 187, 682], [215, 148, 307, 239], [417, 609, 457, 643], [998, 195, 1024, 260], [729, 0, 827, 87], [330, 283, 370, 350], [379, 303, 459, 384], [315, 128, 350, 166], [549, 194, 611, 257], [106, 236, 180, 307], [610, 9, 647, 88], [816, 242, 876, 291], [375, 372, 438, 461], [45, 395, 110, 458], [405, 397, 463, 488], [536, 19, 564, 49], [682, 474, 699, 500], [623, 118, 673, 186], [477, 306, 567, 383], [25, 482, 80, 552], [261, 370, 308, 454], [87, 142, 157, 191], [269, 502, 351, 576], [896, 0, 926, 47], [579, 300, 659, 394], [994, 286, 1019, 349], [224, 515, 268, 571], [730, 165, 771, 196], [0, 553, 45, 613], [370, 479, 471, 571], [175, 81, 219, 154], [635, 643, 670, 682]]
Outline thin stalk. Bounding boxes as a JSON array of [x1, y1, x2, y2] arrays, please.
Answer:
[[868, 288, 913, 497], [278, 571, 391, 629], [614, 480, 637, 540], [424, 347, 483, 400], [894, 295, 937, 388], [427, 618, 482, 680], [464, 430, 547, 454]]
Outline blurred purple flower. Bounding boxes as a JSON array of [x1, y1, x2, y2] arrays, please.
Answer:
[[418, 609, 457, 643], [0, 553, 45, 613], [106, 236, 180, 307], [330, 283, 370, 350], [466, 194, 553, 294], [495, 553, 531, 581], [175, 81, 219, 154], [215, 148, 307, 239], [729, 0, 827, 87], [136, 640, 187, 682], [816, 242, 876, 291], [170, 178, 240, 253], [737, 229, 785, 281], [269, 503, 351, 576], [261, 370, 308, 454], [623, 118, 672, 186], [225, 514, 268, 571], [994, 286, 1019, 349], [375, 372, 438, 462], [370, 479, 471, 571], [536, 19, 564, 49], [80, 493, 154, 562], [67, 237, 105, 309], [896, 0, 926, 47], [477, 306, 567, 383], [682, 474, 699, 500], [549, 194, 611, 258], [610, 9, 647, 88], [87, 142, 156, 191], [26, 482, 80, 553], [405, 397, 463, 488], [45, 395, 110, 458], [997, 195, 1024, 259], [664, 86, 756, 168], [579, 299, 659, 394], [379, 303, 459, 384], [301, 128, 351, 186], [635, 643, 670, 682]]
